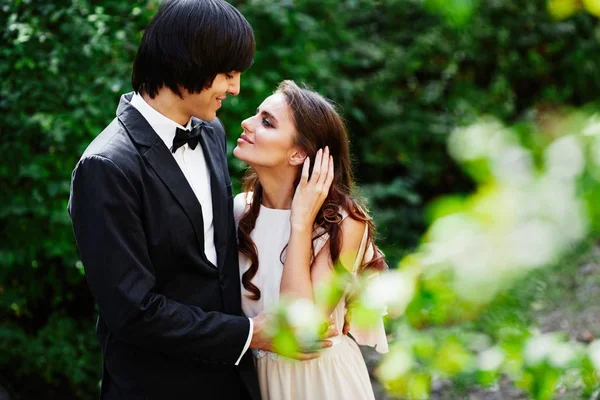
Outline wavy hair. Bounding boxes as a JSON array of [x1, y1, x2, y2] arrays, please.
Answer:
[[238, 80, 388, 300]]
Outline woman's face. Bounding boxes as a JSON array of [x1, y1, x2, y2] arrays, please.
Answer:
[[233, 93, 300, 168]]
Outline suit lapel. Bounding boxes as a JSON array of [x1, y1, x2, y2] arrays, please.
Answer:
[[116, 93, 212, 267], [144, 145, 214, 266], [197, 124, 229, 271]]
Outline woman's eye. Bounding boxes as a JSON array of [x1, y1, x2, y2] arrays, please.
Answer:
[[225, 73, 234, 79], [262, 118, 274, 128]]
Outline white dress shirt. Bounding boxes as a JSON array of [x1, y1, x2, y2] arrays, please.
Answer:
[[130, 93, 252, 365]]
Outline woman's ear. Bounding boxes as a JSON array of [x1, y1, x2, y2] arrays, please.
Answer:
[[288, 148, 307, 167]]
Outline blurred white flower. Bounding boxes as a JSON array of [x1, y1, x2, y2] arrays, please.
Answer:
[[583, 114, 600, 136], [548, 343, 576, 368], [286, 299, 323, 343], [470, 186, 519, 230], [537, 177, 576, 219], [588, 134, 600, 184], [424, 214, 484, 266], [590, 136, 600, 169], [508, 219, 556, 268], [452, 261, 504, 304], [524, 334, 560, 365], [448, 118, 512, 162], [508, 187, 540, 221], [466, 333, 493, 352], [492, 146, 535, 186], [361, 271, 415, 316], [477, 347, 504, 371], [537, 178, 588, 243], [449, 233, 494, 276], [428, 214, 481, 242], [588, 340, 600, 370], [545, 135, 585, 179], [378, 345, 414, 381]]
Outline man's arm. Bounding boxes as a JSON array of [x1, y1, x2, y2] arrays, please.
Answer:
[[69, 154, 249, 364]]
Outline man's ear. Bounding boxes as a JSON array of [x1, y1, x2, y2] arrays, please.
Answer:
[[289, 148, 307, 167]]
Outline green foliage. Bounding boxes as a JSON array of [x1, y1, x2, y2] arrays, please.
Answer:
[[376, 243, 600, 399], [2, 0, 600, 398], [1, 1, 156, 398], [1, 315, 101, 399], [368, 105, 600, 398], [225, 0, 600, 261]]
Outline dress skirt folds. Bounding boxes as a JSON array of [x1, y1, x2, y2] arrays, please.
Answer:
[[253, 335, 376, 400]]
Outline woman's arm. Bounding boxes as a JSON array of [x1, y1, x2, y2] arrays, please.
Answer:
[[279, 147, 333, 302], [310, 217, 366, 316], [279, 223, 315, 301], [280, 210, 367, 317]]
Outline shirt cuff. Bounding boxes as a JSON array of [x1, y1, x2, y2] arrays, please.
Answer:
[[234, 317, 253, 366]]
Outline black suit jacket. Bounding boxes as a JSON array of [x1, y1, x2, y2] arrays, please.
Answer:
[[68, 93, 260, 400]]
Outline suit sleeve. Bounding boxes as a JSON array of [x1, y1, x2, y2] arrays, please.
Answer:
[[68, 154, 250, 364]]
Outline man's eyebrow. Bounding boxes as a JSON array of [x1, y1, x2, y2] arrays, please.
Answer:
[[256, 108, 278, 124]]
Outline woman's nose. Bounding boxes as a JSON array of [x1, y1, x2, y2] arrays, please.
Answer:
[[241, 117, 253, 133]]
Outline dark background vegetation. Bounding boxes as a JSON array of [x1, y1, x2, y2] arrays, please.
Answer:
[[2, 0, 600, 398]]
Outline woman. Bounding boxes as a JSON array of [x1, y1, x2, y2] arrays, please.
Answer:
[[233, 80, 388, 399]]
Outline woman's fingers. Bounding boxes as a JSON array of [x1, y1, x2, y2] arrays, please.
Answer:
[[293, 351, 321, 361], [311, 148, 323, 183], [324, 155, 334, 191], [320, 147, 330, 184], [300, 156, 310, 186], [302, 147, 334, 198], [310, 147, 332, 185]]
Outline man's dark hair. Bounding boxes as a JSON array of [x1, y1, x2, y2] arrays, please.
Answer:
[[132, 0, 255, 98]]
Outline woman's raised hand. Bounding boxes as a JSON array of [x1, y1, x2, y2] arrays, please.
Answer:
[[291, 146, 334, 232]]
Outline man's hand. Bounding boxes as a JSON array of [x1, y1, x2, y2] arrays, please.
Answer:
[[250, 312, 336, 361], [249, 312, 273, 353]]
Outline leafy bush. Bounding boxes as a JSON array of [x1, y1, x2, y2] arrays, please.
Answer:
[[1, 0, 600, 398], [1, 1, 156, 398]]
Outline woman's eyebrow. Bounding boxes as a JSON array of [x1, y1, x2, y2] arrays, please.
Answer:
[[257, 107, 279, 124]]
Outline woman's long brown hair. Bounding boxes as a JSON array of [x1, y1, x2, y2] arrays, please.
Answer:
[[238, 80, 388, 300]]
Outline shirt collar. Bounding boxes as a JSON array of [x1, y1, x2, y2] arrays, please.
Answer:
[[130, 92, 192, 150]]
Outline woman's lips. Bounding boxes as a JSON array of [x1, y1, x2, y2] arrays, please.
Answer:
[[239, 133, 254, 144]]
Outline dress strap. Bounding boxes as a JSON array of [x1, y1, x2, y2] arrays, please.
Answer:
[[345, 223, 389, 354], [351, 224, 370, 275]]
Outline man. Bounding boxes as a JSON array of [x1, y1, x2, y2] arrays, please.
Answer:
[[68, 1, 261, 398]]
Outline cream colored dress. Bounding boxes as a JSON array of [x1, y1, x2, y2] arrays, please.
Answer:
[[234, 193, 388, 400]]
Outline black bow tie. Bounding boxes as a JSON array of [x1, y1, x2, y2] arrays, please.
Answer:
[[171, 122, 208, 153]]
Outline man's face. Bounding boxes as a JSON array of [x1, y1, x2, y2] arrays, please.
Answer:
[[182, 72, 241, 121]]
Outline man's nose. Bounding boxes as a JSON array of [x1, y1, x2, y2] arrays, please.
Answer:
[[227, 74, 241, 96]]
